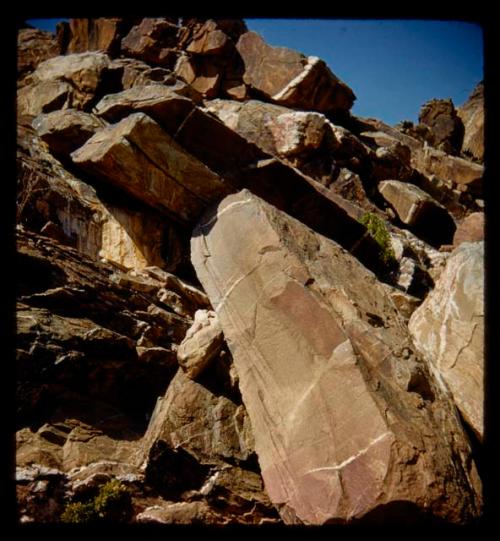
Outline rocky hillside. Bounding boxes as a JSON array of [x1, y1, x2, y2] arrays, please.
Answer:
[[16, 18, 485, 525]]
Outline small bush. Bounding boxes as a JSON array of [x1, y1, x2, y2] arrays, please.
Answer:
[[60, 501, 97, 524], [60, 480, 131, 524], [359, 212, 396, 265]]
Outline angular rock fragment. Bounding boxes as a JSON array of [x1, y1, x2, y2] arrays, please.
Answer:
[[17, 28, 60, 80], [418, 98, 464, 155], [32, 109, 104, 155], [61, 17, 138, 56], [191, 190, 482, 524], [267, 111, 327, 157], [27, 52, 114, 110], [121, 18, 178, 68], [17, 80, 72, 118], [177, 310, 224, 379], [204, 99, 291, 155], [139, 368, 254, 470], [71, 112, 231, 224], [174, 53, 222, 98], [236, 31, 355, 113], [409, 241, 484, 441], [94, 85, 196, 134], [379, 180, 456, 246], [453, 212, 484, 246]]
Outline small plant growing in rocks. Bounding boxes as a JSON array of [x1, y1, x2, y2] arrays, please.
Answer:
[[60, 479, 132, 524], [359, 212, 396, 265]]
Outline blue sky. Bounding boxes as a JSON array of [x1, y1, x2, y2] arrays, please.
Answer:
[[26, 18, 483, 126]]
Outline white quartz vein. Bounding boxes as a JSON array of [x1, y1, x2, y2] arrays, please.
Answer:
[[306, 431, 391, 474]]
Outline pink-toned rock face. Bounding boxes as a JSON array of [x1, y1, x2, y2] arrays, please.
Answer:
[[453, 212, 484, 246], [191, 190, 482, 525], [409, 242, 484, 441]]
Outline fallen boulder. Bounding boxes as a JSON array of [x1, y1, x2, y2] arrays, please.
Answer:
[[236, 31, 355, 114], [378, 180, 456, 247], [191, 189, 482, 524]]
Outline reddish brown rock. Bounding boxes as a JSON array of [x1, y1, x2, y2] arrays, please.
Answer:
[[71, 112, 231, 225], [204, 99, 291, 156], [236, 31, 355, 114], [418, 98, 464, 155], [178, 19, 247, 54], [409, 242, 484, 441], [458, 82, 484, 162], [359, 117, 483, 202], [191, 190, 482, 524], [18, 52, 115, 116], [453, 212, 484, 246], [121, 18, 179, 68], [61, 18, 139, 56], [32, 109, 105, 155], [139, 368, 254, 469], [94, 85, 196, 134], [174, 54, 222, 98], [17, 80, 72, 119], [183, 20, 231, 55], [17, 28, 60, 81]]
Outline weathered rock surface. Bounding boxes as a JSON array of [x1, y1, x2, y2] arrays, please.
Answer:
[[418, 98, 464, 155], [191, 190, 482, 524], [359, 117, 483, 205], [94, 85, 197, 133], [17, 79, 73, 119], [236, 31, 355, 113], [378, 180, 456, 246], [60, 18, 138, 56], [139, 368, 254, 471], [71, 112, 231, 224], [33, 109, 105, 155], [409, 242, 484, 441], [17, 123, 184, 272], [267, 111, 327, 157], [23, 52, 115, 112], [121, 18, 178, 68], [177, 310, 224, 379], [204, 99, 291, 155], [453, 212, 484, 246], [458, 82, 484, 162], [18, 28, 60, 81], [16, 19, 486, 526], [178, 19, 247, 55], [16, 229, 191, 428]]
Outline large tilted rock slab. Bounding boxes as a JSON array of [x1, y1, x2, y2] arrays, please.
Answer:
[[236, 31, 355, 114], [409, 242, 484, 441], [71, 112, 231, 224], [191, 190, 482, 525]]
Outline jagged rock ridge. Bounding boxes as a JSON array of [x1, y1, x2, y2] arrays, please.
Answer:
[[16, 18, 484, 525]]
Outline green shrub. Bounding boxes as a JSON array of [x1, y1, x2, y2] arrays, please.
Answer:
[[60, 501, 97, 524], [359, 212, 396, 265], [61, 480, 131, 524]]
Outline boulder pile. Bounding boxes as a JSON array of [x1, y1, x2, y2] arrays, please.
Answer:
[[16, 18, 485, 525]]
